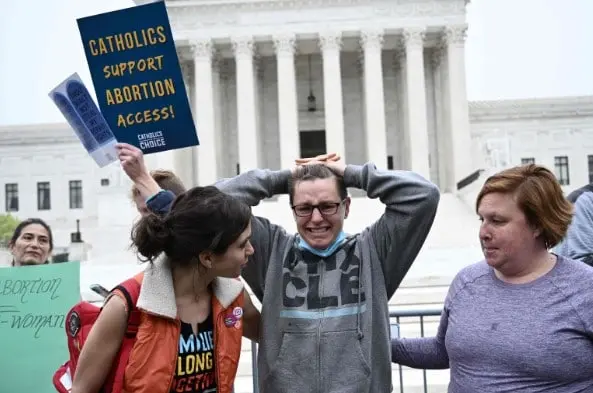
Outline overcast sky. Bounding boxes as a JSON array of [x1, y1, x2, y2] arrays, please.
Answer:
[[0, 0, 591, 126]]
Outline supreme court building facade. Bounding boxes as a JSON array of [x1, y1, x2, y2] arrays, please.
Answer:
[[3, 2, 593, 267], [141, 0, 474, 193]]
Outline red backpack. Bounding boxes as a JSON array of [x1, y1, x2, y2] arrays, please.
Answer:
[[53, 276, 142, 393]]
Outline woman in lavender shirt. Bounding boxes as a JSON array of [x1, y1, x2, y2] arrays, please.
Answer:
[[392, 164, 593, 392]]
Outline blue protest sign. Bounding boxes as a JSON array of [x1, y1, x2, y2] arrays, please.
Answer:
[[49, 73, 118, 167], [76, 1, 198, 154]]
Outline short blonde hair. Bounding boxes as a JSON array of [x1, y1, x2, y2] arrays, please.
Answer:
[[130, 169, 186, 198], [476, 164, 573, 248]]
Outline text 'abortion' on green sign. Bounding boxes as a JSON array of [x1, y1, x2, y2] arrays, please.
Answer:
[[0, 262, 80, 393]]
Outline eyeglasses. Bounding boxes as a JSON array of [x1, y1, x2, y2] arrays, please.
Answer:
[[291, 200, 345, 217]]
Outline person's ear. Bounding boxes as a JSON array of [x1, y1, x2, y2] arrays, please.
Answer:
[[8, 242, 16, 258], [198, 251, 214, 269], [530, 223, 542, 239], [343, 197, 351, 219]]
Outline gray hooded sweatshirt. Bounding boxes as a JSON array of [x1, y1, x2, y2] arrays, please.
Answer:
[[555, 184, 593, 266], [212, 163, 440, 393]]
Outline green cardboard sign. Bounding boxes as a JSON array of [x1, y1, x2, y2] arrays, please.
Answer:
[[0, 262, 80, 393]]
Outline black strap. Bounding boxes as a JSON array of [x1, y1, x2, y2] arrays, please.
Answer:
[[112, 284, 141, 338], [113, 284, 135, 314]]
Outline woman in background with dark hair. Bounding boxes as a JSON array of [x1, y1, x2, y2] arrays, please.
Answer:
[[71, 186, 261, 393], [8, 218, 53, 266]]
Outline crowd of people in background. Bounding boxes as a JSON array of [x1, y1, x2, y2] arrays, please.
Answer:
[[5, 142, 593, 392]]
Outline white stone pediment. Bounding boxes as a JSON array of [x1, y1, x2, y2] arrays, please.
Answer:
[[166, 0, 466, 40]]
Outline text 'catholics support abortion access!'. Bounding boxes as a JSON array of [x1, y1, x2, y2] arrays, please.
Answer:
[[77, 1, 198, 154]]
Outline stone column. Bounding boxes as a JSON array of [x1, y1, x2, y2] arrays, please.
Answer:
[[431, 45, 449, 190], [191, 39, 218, 186], [402, 28, 431, 180], [393, 49, 409, 169], [361, 29, 387, 168], [154, 146, 176, 171], [176, 59, 196, 187], [319, 32, 346, 159], [232, 36, 259, 172], [443, 25, 472, 191], [217, 60, 233, 178], [212, 55, 224, 179], [274, 34, 300, 168], [254, 56, 264, 167]]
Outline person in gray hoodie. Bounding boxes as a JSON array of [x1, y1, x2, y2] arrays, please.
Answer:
[[555, 183, 593, 266], [122, 147, 440, 393]]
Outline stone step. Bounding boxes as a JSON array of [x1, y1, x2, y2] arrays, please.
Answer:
[[389, 285, 449, 307]]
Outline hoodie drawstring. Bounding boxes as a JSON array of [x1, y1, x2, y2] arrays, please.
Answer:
[[356, 256, 363, 340]]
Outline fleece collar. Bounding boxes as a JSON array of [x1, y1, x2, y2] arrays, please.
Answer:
[[136, 255, 244, 319]]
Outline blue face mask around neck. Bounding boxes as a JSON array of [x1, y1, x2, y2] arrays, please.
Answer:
[[297, 230, 346, 257]]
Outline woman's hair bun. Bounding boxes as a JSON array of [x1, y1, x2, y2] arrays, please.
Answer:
[[131, 213, 172, 262]]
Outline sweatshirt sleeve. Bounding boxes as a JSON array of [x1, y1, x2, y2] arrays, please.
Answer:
[[391, 307, 450, 369], [555, 192, 593, 266], [145, 190, 176, 216], [391, 268, 467, 369], [214, 168, 292, 206], [214, 169, 295, 301], [345, 163, 440, 296]]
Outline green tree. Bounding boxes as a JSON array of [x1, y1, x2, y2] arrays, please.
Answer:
[[0, 214, 20, 247]]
